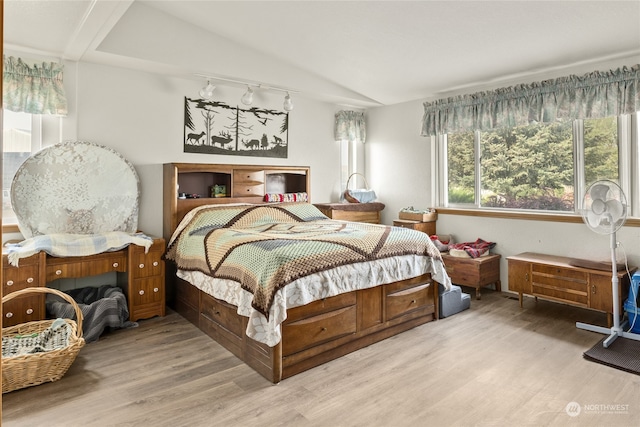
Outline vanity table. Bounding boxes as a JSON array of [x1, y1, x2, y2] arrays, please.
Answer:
[[2, 237, 165, 327], [3, 141, 165, 327]]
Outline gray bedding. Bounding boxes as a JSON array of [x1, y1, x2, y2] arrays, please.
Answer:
[[46, 285, 136, 343]]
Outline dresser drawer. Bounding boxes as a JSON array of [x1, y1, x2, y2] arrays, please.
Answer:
[[3, 296, 44, 327], [85, 253, 127, 275], [233, 183, 265, 197], [130, 249, 164, 279], [46, 262, 83, 281], [4, 265, 40, 291], [385, 282, 432, 321], [531, 264, 588, 306], [235, 170, 265, 183], [287, 291, 356, 323], [200, 293, 244, 338], [282, 305, 357, 356]]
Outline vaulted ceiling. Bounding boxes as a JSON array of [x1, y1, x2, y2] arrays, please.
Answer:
[[4, 0, 640, 107]]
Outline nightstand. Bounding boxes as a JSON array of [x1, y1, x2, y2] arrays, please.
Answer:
[[314, 202, 385, 224], [393, 219, 436, 235]]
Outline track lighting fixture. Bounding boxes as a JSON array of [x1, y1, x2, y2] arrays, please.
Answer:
[[195, 74, 298, 111], [283, 92, 294, 111], [241, 86, 254, 105], [199, 80, 215, 100]]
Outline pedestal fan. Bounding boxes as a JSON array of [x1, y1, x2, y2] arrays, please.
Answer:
[[576, 180, 640, 347]]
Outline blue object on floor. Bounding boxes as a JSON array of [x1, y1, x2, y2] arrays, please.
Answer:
[[439, 283, 471, 318], [625, 272, 640, 333]]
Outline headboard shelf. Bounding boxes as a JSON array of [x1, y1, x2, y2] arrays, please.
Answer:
[[163, 163, 310, 242]]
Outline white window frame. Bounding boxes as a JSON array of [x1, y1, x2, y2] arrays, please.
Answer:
[[436, 113, 638, 217]]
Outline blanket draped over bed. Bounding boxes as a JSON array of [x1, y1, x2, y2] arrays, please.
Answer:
[[165, 203, 444, 319]]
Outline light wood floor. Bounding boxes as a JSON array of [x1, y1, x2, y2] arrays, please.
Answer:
[[3, 289, 640, 427]]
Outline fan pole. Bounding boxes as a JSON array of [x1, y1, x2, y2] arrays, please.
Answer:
[[605, 231, 622, 347]]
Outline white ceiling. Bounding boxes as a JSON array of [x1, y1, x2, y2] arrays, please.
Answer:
[[4, 0, 640, 107]]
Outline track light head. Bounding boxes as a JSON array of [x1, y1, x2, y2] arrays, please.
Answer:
[[241, 86, 254, 105], [199, 81, 215, 100], [283, 92, 294, 111]]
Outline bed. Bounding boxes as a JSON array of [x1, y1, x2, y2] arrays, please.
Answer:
[[163, 163, 451, 383]]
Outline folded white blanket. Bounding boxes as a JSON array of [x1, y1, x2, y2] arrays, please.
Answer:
[[6, 231, 153, 267]]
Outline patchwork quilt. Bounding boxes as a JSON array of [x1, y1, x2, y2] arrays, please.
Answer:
[[165, 203, 443, 318]]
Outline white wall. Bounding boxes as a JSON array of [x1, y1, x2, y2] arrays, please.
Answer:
[[366, 99, 640, 292], [366, 100, 431, 224], [72, 62, 341, 238]]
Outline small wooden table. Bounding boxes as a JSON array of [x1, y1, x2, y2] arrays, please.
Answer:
[[440, 253, 501, 299], [314, 202, 385, 224], [392, 219, 436, 235]]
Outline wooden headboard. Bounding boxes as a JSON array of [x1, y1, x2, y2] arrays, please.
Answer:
[[162, 163, 310, 242]]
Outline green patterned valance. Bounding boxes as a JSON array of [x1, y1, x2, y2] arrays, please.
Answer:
[[3, 56, 68, 116], [335, 110, 366, 143], [421, 64, 640, 136]]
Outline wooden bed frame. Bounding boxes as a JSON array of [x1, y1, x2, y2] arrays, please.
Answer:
[[163, 163, 439, 383]]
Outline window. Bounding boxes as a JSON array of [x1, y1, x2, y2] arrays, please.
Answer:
[[3, 110, 41, 224], [442, 114, 632, 214], [340, 139, 365, 190]]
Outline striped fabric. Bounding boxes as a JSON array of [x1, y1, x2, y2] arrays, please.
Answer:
[[263, 192, 309, 203]]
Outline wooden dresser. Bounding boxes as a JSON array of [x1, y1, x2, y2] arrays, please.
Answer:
[[2, 237, 166, 327], [507, 252, 636, 326]]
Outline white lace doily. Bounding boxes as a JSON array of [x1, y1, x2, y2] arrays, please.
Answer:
[[11, 141, 140, 238]]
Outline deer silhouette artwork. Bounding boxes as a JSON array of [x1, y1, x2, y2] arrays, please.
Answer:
[[186, 131, 205, 144], [211, 130, 233, 147], [273, 135, 284, 145], [242, 139, 260, 150]]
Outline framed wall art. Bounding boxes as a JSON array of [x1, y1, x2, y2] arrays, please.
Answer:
[[183, 97, 288, 158]]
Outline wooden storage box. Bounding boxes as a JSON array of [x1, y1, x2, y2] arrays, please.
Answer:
[[398, 211, 437, 222], [440, 253, 501, 300]]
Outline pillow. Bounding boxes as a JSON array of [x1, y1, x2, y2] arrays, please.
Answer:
[[263, 192, 309, 203]]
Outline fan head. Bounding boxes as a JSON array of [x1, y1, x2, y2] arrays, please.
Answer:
[[582, 180, 627, 234]]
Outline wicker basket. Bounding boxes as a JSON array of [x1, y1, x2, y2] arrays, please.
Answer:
[[342, 173, 377, 203], [2, 287, 85, 393]]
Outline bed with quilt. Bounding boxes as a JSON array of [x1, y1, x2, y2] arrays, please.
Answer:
[[165, 202, 451, 383]]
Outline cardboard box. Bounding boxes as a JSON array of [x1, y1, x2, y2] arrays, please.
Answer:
[[398, 211, 437, 222]]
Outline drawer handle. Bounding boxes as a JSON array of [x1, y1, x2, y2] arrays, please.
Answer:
[[56, 269, 62, 275], [321, 327, 327, 332], [411, 299, 417, 304], [6, 280, 14, 286], [139, 290, 145, 295], [153, 261, 159, 267], [592, 285, 596, 294], [153, 287, 159, 293], [27, 277, 34, 283], [5, 312, 13, 318], [525, 273, 529, 281], [113, 262, 119, 268], [139, 263, 145, 269], [26, 308, 33, 315], [214, 311, 220, 316]]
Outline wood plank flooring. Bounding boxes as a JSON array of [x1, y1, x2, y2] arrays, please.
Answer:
[[3, 289, 640, 427]]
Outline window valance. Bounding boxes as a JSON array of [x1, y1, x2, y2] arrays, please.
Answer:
[[3, 56, 68, 116], [421, 64, 640, 136], [335, 110, 366, 143]]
